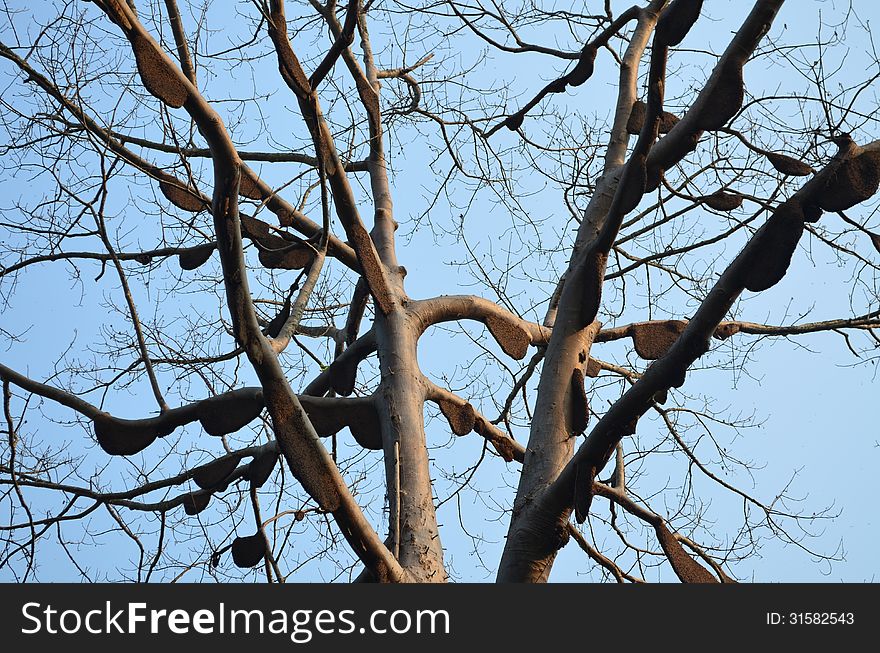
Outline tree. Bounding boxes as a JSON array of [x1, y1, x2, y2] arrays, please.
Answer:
[[1, 0, 879, 583]]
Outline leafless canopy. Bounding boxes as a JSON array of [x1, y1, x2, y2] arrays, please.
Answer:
[[1, 0, 879, 582]]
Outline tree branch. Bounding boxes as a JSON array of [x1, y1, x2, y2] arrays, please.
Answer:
[[92, 0, 404, 582]]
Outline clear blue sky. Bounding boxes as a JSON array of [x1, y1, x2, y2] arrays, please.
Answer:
[[1, 0, 878, 582]]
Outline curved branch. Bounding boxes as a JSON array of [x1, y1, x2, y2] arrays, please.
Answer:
[[410, 295, 552, 359], [0, 242, 217, 278], [1, 443, 275, 509], [444, 1, 590, 60], [109, 131, 368, 169], [0, 365, 264, 455]]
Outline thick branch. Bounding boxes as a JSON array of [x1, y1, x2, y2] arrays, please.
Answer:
[[410, 295, 551, 358]]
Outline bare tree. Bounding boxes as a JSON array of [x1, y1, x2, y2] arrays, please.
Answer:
[[1, 0, 879, 583]]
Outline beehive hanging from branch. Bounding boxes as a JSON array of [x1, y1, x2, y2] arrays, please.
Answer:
[[658, 110, 680, 134], [585, 357, 602, 378], [238, 171, 265, 201], [437, 398, 476, 436], [630, 320, 688, 360], [473, 416, 518, 462], [484, 315, 530, 360], [298, 396, 383, 450], [626, 100, 647, 135], [702, 190, 743, 211], [626, 100, 679, 135], [159, 180, 207, 212], [182, 490, 212, 516], [130, 32, 189, 108], [192, 454, 242, 490], [241, 215, 314, 270], [245, 450, 279, 489], [577, 250, 608, 327], [568, 368, 589, 436], [817, 150, 880, 211], [656, 0, 704, 48], [93, 415, 173, 456], [743, 200, 805, 292], [257, 244, 314, 271], [766, 152, 813, 177], [566, 45, 597, 88], [231, 534, 267, 568], [197, 390, 265, 437], [178, 243, 215, 270], [573, 462, 596, 524]]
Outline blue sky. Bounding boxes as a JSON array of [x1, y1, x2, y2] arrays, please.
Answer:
[[1, 0, 878, 582]]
